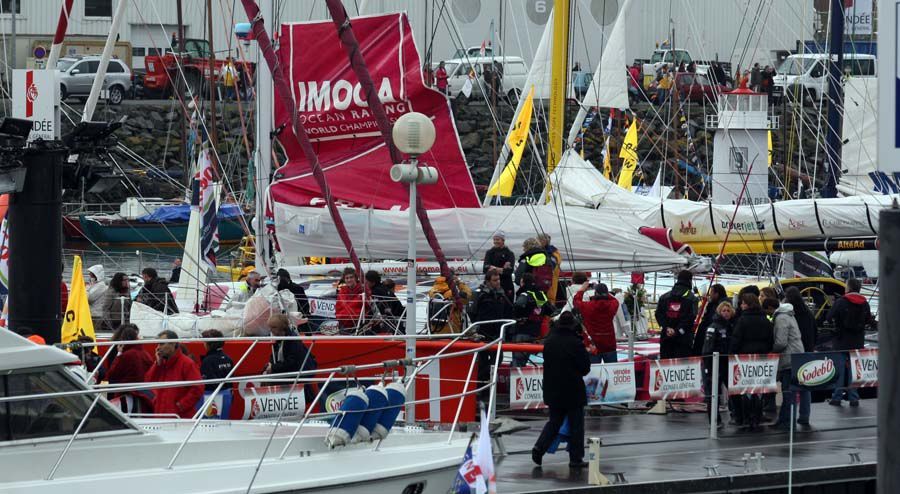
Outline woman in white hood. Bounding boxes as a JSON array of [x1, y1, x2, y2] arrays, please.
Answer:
[[86, 264, 108, 320]]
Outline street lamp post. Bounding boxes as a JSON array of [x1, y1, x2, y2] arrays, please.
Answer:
[[390, 112, 437, 425]]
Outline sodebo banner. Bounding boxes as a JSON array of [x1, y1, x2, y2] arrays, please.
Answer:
[[790, 352, 847, 391], [12, 69, 59, 142], [648, 357, 703, 400], [727, 354, 779, 396]]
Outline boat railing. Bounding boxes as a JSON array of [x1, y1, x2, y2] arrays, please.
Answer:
[[62, 202, 119, 216], [6, 321, 514, 476]]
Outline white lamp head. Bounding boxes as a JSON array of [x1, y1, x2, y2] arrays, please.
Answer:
[[392, 112, 435, 156]]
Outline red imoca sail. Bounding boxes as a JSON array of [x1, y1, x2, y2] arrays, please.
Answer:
[[271, 13, 479, 210]]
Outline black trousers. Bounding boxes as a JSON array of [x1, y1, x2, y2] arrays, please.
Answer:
[[534, 406, 585, 462], [477, 349, 498, 401]]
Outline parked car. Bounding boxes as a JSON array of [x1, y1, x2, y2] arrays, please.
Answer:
[[435, 55, 528, 101], [772, 53, 876, 104], [675, 72, 727, 102], [56, 56, 132, 105]]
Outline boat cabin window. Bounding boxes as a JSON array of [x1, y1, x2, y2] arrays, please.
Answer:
[[0, 368, 130, 442]]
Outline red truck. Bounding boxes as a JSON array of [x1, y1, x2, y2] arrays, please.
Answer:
[[143, 38, 253, 98]]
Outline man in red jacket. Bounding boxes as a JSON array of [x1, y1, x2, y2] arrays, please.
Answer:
[[573, 282, 620, 363], [145, 330, 204, 418], [335, 267, 365, 330]]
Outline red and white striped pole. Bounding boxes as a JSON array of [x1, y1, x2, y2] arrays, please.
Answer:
[[46, 0, 74, 70]]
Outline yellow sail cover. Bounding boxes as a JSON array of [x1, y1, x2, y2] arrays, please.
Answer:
[[60, 255, 97, 352], [617, 119, 639, 188], [487, 86, 535, 197]]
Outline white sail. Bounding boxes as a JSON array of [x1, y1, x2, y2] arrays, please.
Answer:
[[550, 150, 895, 243], [567, 0, 631, 147], [272, 201, 688, 272], [838, 77, 880, 196], [483, 10, 555, 205], [173, 207, 205, 312]]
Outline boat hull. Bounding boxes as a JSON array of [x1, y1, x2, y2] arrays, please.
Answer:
[[78, 215, 245, 247]]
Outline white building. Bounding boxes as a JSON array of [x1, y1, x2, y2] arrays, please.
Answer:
[[0, 0, 817, 73]]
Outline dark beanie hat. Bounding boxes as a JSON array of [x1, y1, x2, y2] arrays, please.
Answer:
[[677, 270, 693, 284]]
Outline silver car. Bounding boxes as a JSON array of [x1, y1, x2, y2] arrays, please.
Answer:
[[57, 56, 132, 105]]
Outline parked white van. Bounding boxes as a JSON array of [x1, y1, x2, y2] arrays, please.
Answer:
[[435, 56, 528, 100], [773, 53, 876, 104]]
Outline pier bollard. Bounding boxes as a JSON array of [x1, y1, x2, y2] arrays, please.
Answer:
[[587, 438, 608, 485]]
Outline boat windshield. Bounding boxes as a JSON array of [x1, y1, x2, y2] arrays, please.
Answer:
[[778, 57, 815, 76], [1, 367, 132, 442]]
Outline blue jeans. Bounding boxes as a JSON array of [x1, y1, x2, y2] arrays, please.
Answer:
[[590, 351, 618, 364], [778, 369, 811, 424], [512, 333, 536, 367], [831, 386, 859, 403]]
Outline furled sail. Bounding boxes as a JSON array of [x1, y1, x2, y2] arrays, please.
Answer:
[[839, 77, 882, 196]]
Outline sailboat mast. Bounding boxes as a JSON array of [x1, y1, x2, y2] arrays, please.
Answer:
[[546, 0, 570, 175], [177, 0, 189, 186], [46, 0, 74, 70], [822, 0, 845, 198], [206, 0, 220, 175], [254, 0, 273, 274]]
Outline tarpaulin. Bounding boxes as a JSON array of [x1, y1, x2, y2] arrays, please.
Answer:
[[138, 203, 243, 223], [271, 13, 479, 210]]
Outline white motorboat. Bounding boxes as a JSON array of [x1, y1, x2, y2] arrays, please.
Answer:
[[0, 330, 475, 494]]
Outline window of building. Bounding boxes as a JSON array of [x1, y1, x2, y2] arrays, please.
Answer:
[[0, 0, 21, 14], [132, 47, 146, 57], [1, 368, 131, 441], [84, 0, 112, 17], [729, 147, 748, 173]]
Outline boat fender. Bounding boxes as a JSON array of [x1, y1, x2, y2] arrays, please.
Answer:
[[353, 384, 389, 442], [371, 382, 406, 440], [325, 388, 368, 448]]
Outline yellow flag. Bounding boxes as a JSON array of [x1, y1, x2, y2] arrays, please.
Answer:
[[617, 119, 639, 189], [61, 255, 97, 352], [602, 136, 612, 179], [487, 85, 535, 197], [767, 130, 773, 167]]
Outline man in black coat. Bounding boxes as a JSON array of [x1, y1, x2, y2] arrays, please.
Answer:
[[532, 312, 591, 469], [482, 231, 516, 297], [692, 283, 726, 355], [137, 267, 179, 314], [655, 270, 698, 358], [470, 271, 514, 401], [827, 278, 872, 407]]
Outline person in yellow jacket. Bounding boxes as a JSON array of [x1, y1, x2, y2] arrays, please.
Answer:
[[426, 275, 473, 334]]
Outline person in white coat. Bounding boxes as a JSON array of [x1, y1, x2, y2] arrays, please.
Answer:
[[86, 264, 108, 320], [763, 297, 805, 430]]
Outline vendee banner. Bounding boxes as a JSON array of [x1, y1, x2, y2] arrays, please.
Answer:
[[272, 13, 479, 210], [727, 353, 779, 396], [648, 357, 704, 400], [849, 348, 878, 388], [509, 367, 545, 410], [791, 352, 847, 391], [585, 362, 636, 405]]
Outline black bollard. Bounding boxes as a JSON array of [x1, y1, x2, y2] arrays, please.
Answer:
[[7, 141, 66, 344], [879, 204, 900, 493]]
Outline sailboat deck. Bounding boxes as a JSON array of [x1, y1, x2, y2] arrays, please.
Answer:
[[495, 399, 877, 493]]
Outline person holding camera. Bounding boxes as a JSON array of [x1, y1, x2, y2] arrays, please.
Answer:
[[573, 281, 619, 363]]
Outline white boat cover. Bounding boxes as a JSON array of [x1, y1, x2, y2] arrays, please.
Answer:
[[272, 201, 688, 272], [839, 77, 880, 197], [131, 285, 300, 338], [550, 150, 896, 243]]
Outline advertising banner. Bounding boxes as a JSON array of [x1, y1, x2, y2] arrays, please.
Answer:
[[196, 389, 233, 419], [12, 69, 59, 142], [844, 0, 873, 35], [309, 298, 336, 318], [849, 348, 878, 388], [585, 362, 636, 405], [272, 13, 479, 210], [509, 367, 545, 410], [791, 352, 847, 391], [648, 357, 703, 400], [230, 382, 306, 420], [727, 354, 779, 396]]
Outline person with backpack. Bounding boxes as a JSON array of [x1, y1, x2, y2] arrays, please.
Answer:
[[655, 270, 698, 359], [514, 238, 554, 296], [762, 297, 805, 430], [469, 271, 514, 401], [573, 281, 619, 363], [827, 278, 872, 407], [537, 233, 563, 306], [427, 275, 472, 334], [511, 273, 554, 367]]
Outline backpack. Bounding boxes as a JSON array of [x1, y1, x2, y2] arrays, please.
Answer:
[[427, 294, 453, 329]]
